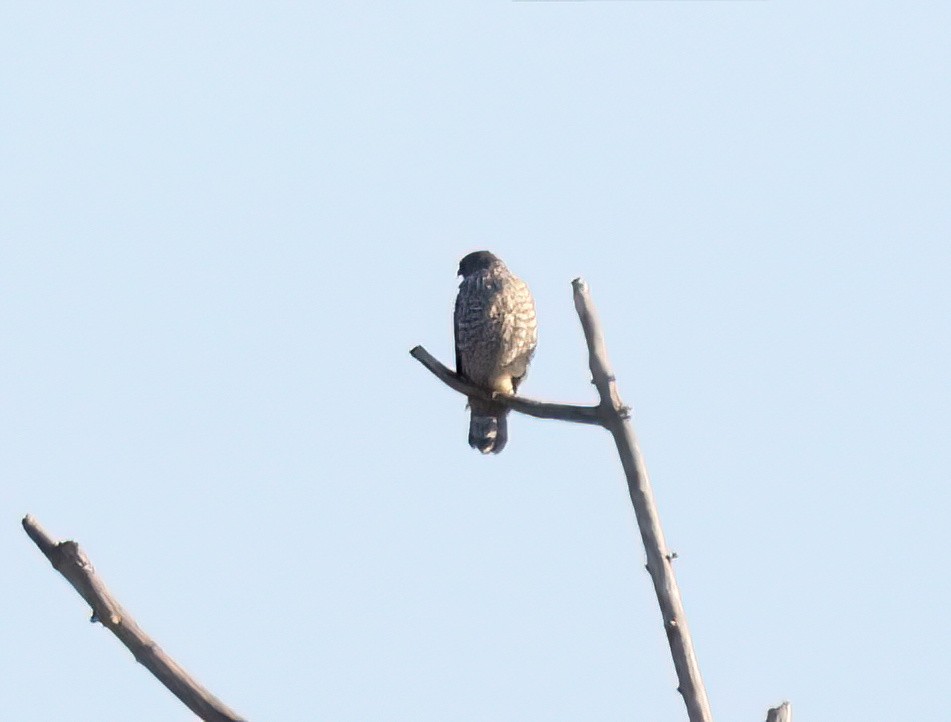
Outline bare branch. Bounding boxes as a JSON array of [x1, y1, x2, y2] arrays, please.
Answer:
[[415, 278, 788, 720], [22, 515, 247, 722], [409, 345, 602, 425], [766, 702, 792, 722], [571, 278, 713, 722]]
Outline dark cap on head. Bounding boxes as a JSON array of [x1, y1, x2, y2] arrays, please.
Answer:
[[457, 250, 502, 277]]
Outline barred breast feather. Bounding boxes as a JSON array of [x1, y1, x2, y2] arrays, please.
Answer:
[[454, 252, 537, 453]]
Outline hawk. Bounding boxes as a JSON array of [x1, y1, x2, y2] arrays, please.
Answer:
[[454, 251, 538, 453]]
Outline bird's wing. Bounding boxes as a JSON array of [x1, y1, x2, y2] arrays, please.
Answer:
[[453, 286, 465, 377]]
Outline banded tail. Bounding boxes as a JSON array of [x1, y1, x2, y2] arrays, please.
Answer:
[[468, 397, 509, 454]]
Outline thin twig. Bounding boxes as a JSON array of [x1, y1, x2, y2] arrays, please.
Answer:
[[409, 345, 603, 425], [22, 515, 247, 722]]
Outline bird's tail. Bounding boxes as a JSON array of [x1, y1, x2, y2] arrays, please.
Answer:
[[468, 397, 509, 454]]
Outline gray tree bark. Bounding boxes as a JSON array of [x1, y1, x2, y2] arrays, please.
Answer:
[[767, 701, 792, 722], [22, 515, 247, 722]]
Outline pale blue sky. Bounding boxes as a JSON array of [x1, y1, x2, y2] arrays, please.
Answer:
[[2, 3, 949, 721]]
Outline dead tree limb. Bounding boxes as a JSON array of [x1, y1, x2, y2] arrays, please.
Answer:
[[766, 701, 792, 722], [412, 277, 715, 722], [572, 279, 713, 722], [409, 345, 602, 425], [22, 515, 247, 722]]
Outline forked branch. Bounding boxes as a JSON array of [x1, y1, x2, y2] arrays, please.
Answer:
[[412, 277, 715, 722], [22, 515, 247, 722]]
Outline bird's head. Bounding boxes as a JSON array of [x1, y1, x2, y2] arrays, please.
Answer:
[[457, 250, 502, 277]]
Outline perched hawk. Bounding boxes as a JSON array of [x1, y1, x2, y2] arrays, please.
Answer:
[[454, 251, 538, 453]]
